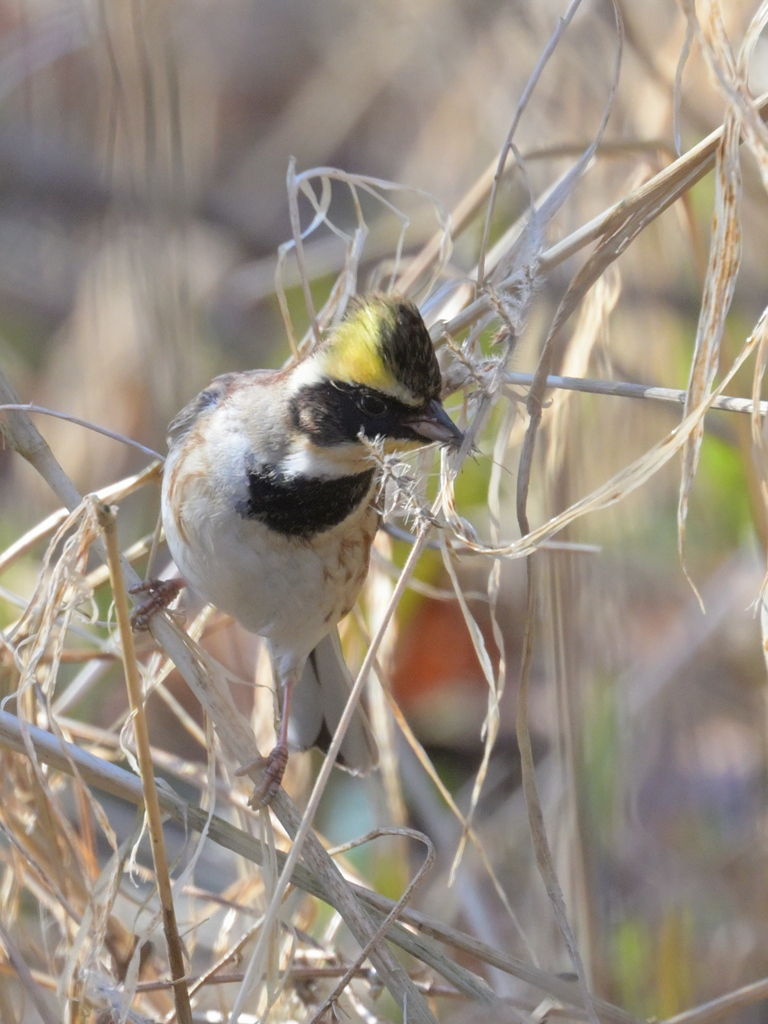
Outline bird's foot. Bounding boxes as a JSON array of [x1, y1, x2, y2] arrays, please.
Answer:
[[129, 578, 184, 630], [238, 743, 289, 809]]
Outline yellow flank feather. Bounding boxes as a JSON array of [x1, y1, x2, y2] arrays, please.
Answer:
[[321, 301, 399, 393]]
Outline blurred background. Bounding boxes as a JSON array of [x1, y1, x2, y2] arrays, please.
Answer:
[[2, 0, 768, 1021]]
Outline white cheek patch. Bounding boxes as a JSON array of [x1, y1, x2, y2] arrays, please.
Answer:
[[280, 443, 373, 480], [289, 355, 324, 394]]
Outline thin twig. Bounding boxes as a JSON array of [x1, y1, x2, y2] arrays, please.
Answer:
[[309, 827, 437, 1024], [509, 11, 624, 1023], [95, 500, 193, 1024], [505, 371, 768, 415], [0, 404, 163, 460], [476, 0, 586, 289], [662, 975, 768, 1024]]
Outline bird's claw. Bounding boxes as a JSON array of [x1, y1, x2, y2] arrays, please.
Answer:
[[238, 743, 289, 809], [129, 578, 184, 630]]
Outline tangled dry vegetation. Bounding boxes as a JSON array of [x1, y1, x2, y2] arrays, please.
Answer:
[[3, 0, 768, 1022]]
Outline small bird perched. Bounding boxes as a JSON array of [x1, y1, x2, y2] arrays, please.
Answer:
[[157, 294, 463, 804]]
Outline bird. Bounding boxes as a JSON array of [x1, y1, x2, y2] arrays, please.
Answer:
[[149, 294, 464, 805]]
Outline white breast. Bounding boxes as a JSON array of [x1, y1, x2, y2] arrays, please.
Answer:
[[161, 412, 378, 673]]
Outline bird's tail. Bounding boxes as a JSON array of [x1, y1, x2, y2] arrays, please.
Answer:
[[287, 629, 379, 774]]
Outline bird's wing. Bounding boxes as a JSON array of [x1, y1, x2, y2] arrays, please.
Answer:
[[288, 629, 379, 774], [166, 370, 274, 445]]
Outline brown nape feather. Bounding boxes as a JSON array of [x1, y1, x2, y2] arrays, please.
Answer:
[[166, 373, 240, 445], [167, 369, 277, 445]]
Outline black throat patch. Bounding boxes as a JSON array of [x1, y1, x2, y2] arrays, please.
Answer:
[[238, 461, 376, 538]]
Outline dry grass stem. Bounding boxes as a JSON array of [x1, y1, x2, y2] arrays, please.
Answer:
[[96, 500, 193, 1024], [4, 2, 768, 1020]]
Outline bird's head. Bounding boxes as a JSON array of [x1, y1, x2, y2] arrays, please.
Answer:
[[289, 295, 463, 454]]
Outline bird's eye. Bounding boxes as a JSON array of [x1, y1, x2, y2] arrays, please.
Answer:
[[357, 394, 387, 418]]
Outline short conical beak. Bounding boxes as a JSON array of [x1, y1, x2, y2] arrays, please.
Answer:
[[407, 399, 464, 447]]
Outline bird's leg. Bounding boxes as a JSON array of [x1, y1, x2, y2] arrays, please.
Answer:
[[129, 577, 185, 630], [239, 670, 297, 809]]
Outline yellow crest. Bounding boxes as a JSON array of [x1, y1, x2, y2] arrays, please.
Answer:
[[320, 300, 400, 394]]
